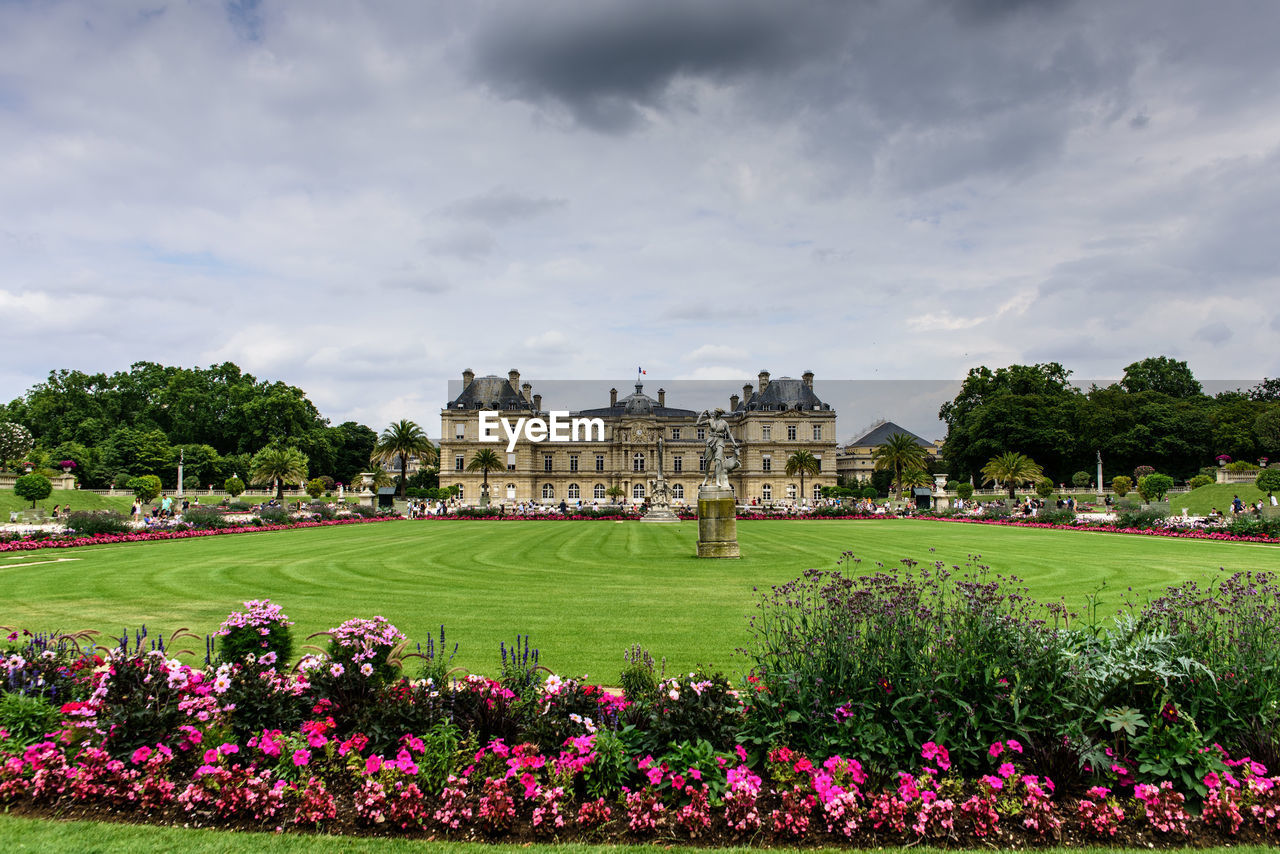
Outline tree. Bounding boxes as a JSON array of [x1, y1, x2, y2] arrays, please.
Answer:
[[306, 478, 326, 499], [127, 474, 162, 504], [1255, 407, 1280, 455], [872, 433, 930, 501], [605, 485, 625, 504], [1119, 356, 1203, 398], [1111, 475, 1133, 497], [1035, 477, 1055, 499], [1256, 469, 1280, 494], [1072, 471, 1091, 488], [785, 449, 822, 506], [466, 449, 504, 501], [13, 473, 52, 508], [224, 476, 246, 497], [249, 445, 309, 501], [371, 420, 438, 498], [1188, 474, 1213, 490], [980, 452, 1044, 500], [955, 482, 974, 501], [1137, 473, 1174, 503], [0, 422, 34, 471], [330, 421, 378, 485]]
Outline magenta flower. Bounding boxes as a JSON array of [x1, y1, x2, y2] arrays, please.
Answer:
[[988, 741, 1003, 758], [293, 748, 311, 767], [998, 762, 1016, 778]]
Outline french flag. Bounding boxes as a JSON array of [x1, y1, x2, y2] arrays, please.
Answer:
[[638, 366, 646, 375]]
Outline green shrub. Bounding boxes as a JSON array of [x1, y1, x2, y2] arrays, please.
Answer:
[[1188, 474, 1214, 490], [1036, 508, 1077, 525], [1111, 475, 1133, 497], [1225, 460, 1259, 472], [860, 485, 879, 499], [1072, 470, 1092, 488], [13, 473, 52, 508], [127, 474, 162, 504], [955, 482, 974, 500], [224, 476, 245, 497], [217, 599, 295, 665], [0, 692, 62, 746], [305, 478, 325, 499], [620, 643, 659, 703], [1257, 468, 1280, 493], [255, 506, 289, 525], [181, 508, 238, 530], [1114, 508, 1165, 529], [1035, 477, 1055, 498], [64, 510, 131, 536], [182, 475, 202, 492], [1137, 473, 1174, 502]]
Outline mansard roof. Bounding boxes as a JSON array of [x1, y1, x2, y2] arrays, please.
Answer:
[[845, 420, 933, 449], [447, 375, 534, 410], [739, 377, 830, 412], [577, 383, 698, 419]]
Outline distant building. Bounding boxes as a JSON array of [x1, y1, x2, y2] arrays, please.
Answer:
[[437, 369, 838, 506], [835, 420, 942, 485]]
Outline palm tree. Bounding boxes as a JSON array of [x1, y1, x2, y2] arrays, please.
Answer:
[[249, 445, 309, 501], [466, 449, 504, 505], [981, 452, 1045, 500], [372, 420, 438, 498], [873, 433, 930, 501], [785, 449, 822, 506], [605, 484, 625, 505]]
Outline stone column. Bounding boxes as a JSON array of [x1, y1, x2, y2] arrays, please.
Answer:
[[696, 485, 739, 558]]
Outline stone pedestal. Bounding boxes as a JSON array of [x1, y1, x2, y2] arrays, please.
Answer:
[[642, 503, 680, 523], [696, 486, 739, 558]]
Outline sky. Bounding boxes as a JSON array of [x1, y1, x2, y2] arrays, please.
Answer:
[[2, 0, 1277, 441]]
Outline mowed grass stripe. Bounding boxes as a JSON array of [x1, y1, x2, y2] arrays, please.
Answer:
[[6, 519, 1278, 681]]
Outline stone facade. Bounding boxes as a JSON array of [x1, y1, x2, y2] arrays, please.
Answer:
[[438, 369, 838, 506], [835, 420, 943, 485]]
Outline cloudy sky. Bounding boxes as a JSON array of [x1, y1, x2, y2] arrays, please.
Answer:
[[2, 0, 1276, 440]]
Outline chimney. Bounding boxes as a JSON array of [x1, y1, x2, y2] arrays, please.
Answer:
[[533, 393, 542, 411], [508, 369, 520, 392], [802, 370, 814, 389], [521, 382, 532, 403], [657, 388, 666, 407], [758, 371, 770, 391], [610, 387, 618, 406], [743, 383, 753, 401], [730, 394, 740, 410], [462, 368, 474, 386]]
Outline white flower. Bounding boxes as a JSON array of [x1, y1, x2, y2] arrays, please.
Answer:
[[212, 674, 231, 693], [360, 663, 374, 677], [544, 674, 564, 694], [668, 688, 680, 701], [330, 663, 345, 677]]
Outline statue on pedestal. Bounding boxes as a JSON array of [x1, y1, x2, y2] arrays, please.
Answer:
[[697, 408, 740, 491], [642, 437, 680, 523]]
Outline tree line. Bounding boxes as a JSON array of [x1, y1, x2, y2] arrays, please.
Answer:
[[938, 356, 1280, 485]]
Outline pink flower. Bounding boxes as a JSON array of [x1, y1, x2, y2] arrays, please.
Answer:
[[1005, 739, 1023, 754], [293, 748, 311, 767], [131, 745, 153, 765], [998, 762, 1016, 778], [982, 774, 1004, 790], [1204, 771, 1221, 789], [988, 742, 1003, 758], [365, 755, 382, 775]]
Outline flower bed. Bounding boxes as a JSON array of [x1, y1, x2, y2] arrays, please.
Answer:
[[4, 570, 1280, 846]]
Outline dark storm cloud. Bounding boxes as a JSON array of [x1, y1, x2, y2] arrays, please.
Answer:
[[469, 0, 843, 132]]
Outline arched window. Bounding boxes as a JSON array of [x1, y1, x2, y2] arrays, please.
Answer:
[[813, 483, 822, 501], [506, 483, 516, 500], [672, 483, 684, 500], [633, 483, 645, 500], [593, 483, 606, 500], [567, 483, 580, 500], [455, 484, 464, 500], [542, 483, 555, 500], [787, 484, 796, 499], [761, 483, 772, 501], [632, 452, 645, 472]]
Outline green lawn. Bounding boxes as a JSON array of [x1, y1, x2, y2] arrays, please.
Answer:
[[1, 488, 135, 517], [5, 519, 1278, 683], [1170, 482, 1268, 515]]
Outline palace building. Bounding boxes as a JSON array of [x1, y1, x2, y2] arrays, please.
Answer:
[[438, 369, 838, 506]]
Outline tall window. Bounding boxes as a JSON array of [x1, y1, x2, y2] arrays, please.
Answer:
[[594, 483, 606, 500], [813, 424, 822, 440], [672, 483, 684, 500], [787, 424, 797, 441], [761, 454, 772, 472], [542, 483, 555, 499], [699, 457, 707, 471], [761, 424, 771, 440], [762, 483, 772, 500], [456, 484, 464, 500], [567, 483, 580, 500], [595, 454, 605, 471], [633, 453, 645, 472], [454, 422, 465, 439], [813, 454, 822, 472], [632, 483, 645, 500], [697, 427, 706, 441], [543, 453, 553, 472], [787, 484, 796, 499], [454, 455, 464, 471], [569, 454, 579, 472], [813, 483, 822, 501], [671, 428, 681, 440], [506, 452, 516, 471], [506, 483, 516, 500], [673, 455, 683, 472]]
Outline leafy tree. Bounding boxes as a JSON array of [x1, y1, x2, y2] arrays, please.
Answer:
[[860, 484, 879, 499], [1137, 473, 1174, 503], [1110, 475, 1133, 497], [306, 478, 326, 499], [100, 427, 173, 481], [980, 452, 1044, 500], [1257, 469, 1280, 494], [406, 468, 439, 490], [127, 474, 162, 504], [955, 482, 974, 501], [183, 475, 203, 492], [1119, 356, 1203, 398], [1072, 470, 1091, 488], [249, 445, 309, 501], [0, 422, 33, 471], [330, 421, 378, 485], [1255, 407, 1280, 455], [13, 473, 52, 508], [1035, 478, 1055, 499], [224, 476, 246, 497], [785, 449, 821, 505], [605, 484, 625, 504], [466, 449, 504, 501], [371, 420, 438, 498], [1248, 378, 1280, 402], [872, 433, 929, 501]]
